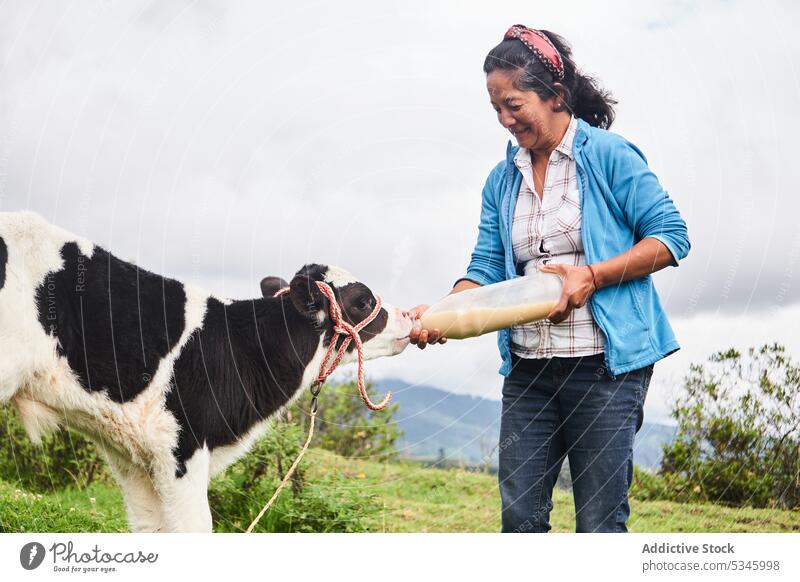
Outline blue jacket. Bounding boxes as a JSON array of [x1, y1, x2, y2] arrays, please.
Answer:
[[462, 118, 690, 377]]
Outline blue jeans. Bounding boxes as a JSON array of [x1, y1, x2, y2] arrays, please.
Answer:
[[498, 353, 653, 533]]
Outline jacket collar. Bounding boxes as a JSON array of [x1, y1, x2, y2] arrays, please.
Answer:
[[506, 139, 519, 164], [573, 117, 591, 152], [505, 117, 591, 165]]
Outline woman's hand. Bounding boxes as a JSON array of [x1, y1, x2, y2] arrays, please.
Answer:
[[403, 304, 448, 349], [538, 263, 597, 324]]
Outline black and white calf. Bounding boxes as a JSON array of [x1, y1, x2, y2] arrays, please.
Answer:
[[0, 211, 412, 532]]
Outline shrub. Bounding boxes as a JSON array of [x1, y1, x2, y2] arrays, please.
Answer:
[[287, 379, 402, 462], [0, 406, 109, 491], [208, 418, 379, 532], [660, 344, 800, 509], [630, 466, 688, 502]]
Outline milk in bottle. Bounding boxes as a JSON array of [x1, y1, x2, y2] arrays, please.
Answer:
[[420, 272, 562, 340]]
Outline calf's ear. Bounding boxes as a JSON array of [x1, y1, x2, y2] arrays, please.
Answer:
[[260, 276, 289, 298], [289, 269, 328, 319]]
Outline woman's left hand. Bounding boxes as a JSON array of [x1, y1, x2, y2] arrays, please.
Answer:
[[537, 263, 597, 324]]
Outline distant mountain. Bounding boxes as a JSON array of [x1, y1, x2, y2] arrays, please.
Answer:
[[385, 379, 502, 467], [377, 378, 676, 470], [632, 421, 679, 469]]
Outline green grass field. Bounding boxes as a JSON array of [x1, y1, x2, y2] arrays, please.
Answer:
[[1, 449, 798, 533]]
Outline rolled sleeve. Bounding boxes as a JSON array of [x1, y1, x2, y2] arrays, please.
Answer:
[[646, 234, 681, 267]]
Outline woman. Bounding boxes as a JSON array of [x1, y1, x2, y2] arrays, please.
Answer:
[[407, 25, 690, 533]]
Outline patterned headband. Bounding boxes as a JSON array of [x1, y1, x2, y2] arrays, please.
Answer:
[[503, 25, 565, 80]]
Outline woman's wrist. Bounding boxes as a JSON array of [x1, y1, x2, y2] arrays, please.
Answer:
[[586, 263, 600, 290]]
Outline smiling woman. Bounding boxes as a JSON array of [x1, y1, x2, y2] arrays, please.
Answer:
[[406, 25, 690, 534]]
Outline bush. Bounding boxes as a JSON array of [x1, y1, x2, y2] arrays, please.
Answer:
[[287, 379, 402, 462], [0, 406, 109, 491], [660, 344, 800, 509], [210, 378, 398, 532], [630, 466, 688, 502], [208, 417, 379, 532]]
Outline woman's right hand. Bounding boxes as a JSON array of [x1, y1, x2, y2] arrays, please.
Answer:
[[403, 304, 448, 349]]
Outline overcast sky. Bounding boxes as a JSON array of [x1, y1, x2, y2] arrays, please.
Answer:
[[2, 0, 798, 422]]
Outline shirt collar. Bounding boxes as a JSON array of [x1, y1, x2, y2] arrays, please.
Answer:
[[555, 116, 578, 160], [513, 146, 531, 169]]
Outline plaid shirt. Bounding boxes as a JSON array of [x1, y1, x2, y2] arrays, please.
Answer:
[[509, 116, 605, 359]]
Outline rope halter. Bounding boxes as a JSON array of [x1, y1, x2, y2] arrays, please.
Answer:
[[274, 281, 392, 411]]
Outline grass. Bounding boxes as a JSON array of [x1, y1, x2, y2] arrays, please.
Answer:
[[1, 449, 798, 533], [308, 450, 800, 533], [0, 479, 127, 533]]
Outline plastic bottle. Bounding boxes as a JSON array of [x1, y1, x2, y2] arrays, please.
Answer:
[[419, 273, 562, 340]]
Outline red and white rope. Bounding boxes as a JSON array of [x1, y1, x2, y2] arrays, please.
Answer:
[[273, 282, 392, 410]]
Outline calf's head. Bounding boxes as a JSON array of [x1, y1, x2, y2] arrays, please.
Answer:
[[266, 264, 413, 360]]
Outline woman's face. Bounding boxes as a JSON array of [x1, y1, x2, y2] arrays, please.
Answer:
[[487, 69, 559, 152]]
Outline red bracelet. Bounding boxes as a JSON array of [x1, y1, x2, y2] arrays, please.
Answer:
[[586, 264, 600, 291]]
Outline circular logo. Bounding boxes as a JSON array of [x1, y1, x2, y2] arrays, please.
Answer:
[[20, 542, 46, 570]]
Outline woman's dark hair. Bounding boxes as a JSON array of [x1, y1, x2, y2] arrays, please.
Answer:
[[483, 30, 616, 129]]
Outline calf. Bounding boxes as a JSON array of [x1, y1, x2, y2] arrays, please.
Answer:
[[0, 211, 412, 532]]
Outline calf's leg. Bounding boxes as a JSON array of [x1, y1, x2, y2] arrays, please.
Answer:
[[106, 456, 166, 533], [155, 446, 213, 533]]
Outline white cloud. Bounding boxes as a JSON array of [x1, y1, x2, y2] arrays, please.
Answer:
[[2, 0, 799, 419]]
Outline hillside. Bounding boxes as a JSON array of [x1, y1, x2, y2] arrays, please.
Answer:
[[380, 378, 677, 469]]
